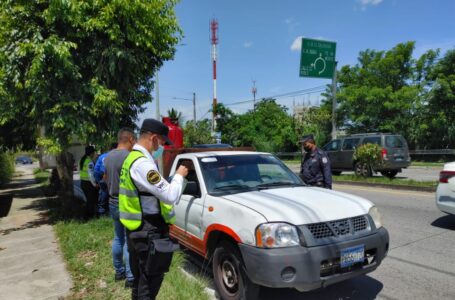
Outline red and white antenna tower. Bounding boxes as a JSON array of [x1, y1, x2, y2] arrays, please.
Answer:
[[210, 18, 218, 132]]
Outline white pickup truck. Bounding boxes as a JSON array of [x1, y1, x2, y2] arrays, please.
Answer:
[[167, 150, 389, 299]]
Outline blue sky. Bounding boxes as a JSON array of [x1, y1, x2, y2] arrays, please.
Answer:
[[138, 0, 455, 125]]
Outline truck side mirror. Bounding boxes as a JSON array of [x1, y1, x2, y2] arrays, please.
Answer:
[[183, 181, 200, 198]]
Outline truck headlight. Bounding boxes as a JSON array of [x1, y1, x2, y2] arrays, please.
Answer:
[[255, 223, 300, 248], [369, 206, 383, 229]]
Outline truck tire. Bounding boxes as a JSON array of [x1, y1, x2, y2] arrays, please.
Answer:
[[213, 241, 260, 300], [381, 170, 398, 179]]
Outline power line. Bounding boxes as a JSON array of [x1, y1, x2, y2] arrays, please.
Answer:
[[225, 85, 328, 106]]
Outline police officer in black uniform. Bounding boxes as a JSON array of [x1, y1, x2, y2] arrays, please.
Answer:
[[299, 134, 332, 189]]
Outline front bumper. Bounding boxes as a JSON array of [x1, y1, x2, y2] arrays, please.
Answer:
[[239, 227, 389, 292]]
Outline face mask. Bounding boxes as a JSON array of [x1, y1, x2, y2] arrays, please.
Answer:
[[152, 145, 164, 159], [303, 146, 312, 152]]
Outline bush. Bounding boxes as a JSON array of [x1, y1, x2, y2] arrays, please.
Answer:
[[0, 151, 15, 186], [353, 143, 383, 169]]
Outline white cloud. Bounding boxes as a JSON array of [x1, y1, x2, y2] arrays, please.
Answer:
[[290, 36, 327, 52], [359, 0, 383, 6], [358, 0, 384, 10], [243, 41, 253, 48], [290, 36, 303, 52]]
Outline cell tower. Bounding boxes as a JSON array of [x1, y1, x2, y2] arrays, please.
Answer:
[[210, 19, 218, 132]]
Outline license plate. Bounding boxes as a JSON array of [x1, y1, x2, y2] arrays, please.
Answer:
[[340, 245, 364, 268]]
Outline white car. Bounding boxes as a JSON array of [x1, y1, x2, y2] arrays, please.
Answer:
[[167, 151, 389, 299], [436, 162, 455, 215]]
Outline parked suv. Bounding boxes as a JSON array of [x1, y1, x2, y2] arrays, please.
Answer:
[[322, 133, 411, 178]]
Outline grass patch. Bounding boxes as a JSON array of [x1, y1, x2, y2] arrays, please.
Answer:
[[411, 161, 445, 167], [281, 159, 301, 164], [54, 217, 210, 300], [333, 174, 437, 188], [34, 168, 50, 185]]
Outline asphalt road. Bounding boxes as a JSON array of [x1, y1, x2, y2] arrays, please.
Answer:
[[184, 184, 455, 300]]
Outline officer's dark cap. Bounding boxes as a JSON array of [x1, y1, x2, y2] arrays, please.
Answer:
[[140, 118, 172, 145], [300, 134, 315, 144]]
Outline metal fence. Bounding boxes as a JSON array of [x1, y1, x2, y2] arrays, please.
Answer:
[[275, 149, 455, 158]]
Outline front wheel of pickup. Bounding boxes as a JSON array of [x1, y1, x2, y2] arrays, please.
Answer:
[[213, 241, 260, 300]]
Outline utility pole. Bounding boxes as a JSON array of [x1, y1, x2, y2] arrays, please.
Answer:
[[252, 80, 257, 112], [331, 61, 338, 139], [155, 73, 160, 120], [210, 19, 218, 134], [193, 92, 196, 123]]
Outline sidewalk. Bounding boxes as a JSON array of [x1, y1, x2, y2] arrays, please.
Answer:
[[0, 165, 72, 300]]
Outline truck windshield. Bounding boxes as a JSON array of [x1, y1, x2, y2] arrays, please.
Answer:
[[198, 154, 303, 195]]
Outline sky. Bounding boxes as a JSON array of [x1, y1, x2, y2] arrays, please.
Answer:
[[137, 0, 455, 126]]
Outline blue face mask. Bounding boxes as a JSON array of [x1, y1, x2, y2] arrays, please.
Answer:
[[152, 145, 164, 159]]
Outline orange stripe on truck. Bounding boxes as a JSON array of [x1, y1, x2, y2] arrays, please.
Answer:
[[170, 224, 242, 258]]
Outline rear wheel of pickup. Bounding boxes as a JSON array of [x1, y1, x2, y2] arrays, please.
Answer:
[[213, 241, 260, 300]]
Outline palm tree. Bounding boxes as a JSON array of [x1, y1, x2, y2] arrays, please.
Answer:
[[167, 108, 182, 124]]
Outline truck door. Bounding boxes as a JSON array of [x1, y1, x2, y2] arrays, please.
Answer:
[[172, 158, 205, 243]]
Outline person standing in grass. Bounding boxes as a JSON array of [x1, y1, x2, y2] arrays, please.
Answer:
[[94, 142, 118, 217], [79, 145, 98, 219], [119, 118, 188, 300], [104, 128, 137, 288]]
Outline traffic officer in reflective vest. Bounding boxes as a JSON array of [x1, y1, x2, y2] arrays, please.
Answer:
[[119, 118, 188, 300], [299, 134, 333, 189]]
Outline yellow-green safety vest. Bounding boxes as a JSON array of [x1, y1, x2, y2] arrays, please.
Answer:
[[119, 150, 176, 231], [80, 157, 91, 181]]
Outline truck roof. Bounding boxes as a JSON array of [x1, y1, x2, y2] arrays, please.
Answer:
[[179, 151, 267, 158]]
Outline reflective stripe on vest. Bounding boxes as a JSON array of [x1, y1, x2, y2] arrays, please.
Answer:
[[80, 157, 91, 181], [119, 151, 176, 231]]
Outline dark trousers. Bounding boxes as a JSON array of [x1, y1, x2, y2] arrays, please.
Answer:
[[98, 182, 109, 215], [81, 180, 98, 219], [127, 215, 173, 300]]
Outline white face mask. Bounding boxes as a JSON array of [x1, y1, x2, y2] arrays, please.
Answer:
[[152, 145, 164, 159]]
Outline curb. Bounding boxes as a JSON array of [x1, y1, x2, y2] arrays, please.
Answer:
[[333, 180, 436, 193]]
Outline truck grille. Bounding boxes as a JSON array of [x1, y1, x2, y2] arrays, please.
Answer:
[[304, 215, 370, 240]]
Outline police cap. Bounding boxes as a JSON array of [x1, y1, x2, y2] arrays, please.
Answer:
[[300, 134, 315, 144], [140, 118, 173, 145]]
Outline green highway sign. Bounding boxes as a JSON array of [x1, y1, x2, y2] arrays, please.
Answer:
[[299, 38, 336, 79]]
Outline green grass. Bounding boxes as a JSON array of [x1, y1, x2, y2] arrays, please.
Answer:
[[281, 159, 301, 164], [34, 168, 50, 185], [410, 161, 445, 167], [54, 217, 210, 300], [333, 174, 437, 188]]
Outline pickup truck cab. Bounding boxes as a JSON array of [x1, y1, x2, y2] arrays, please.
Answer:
[[168, 150, 389, 299]]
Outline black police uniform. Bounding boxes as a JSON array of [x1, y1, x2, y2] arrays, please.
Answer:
[[300, 147, 333, 189]]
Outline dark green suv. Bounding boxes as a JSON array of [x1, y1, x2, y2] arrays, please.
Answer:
[[322, 133, 411, 178]]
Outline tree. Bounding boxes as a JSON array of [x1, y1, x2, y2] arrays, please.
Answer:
[[0, 0, 182, 214], [415, 49, 455, 148], [167, 108, 182, 125], [183, 120, 214, 146], [336, 42, 418, 135], [219, 99, 298, 152], [294, 105, 332, 147], [331, 42, 452, 150]]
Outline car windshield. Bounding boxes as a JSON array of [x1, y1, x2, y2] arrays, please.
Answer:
[[198, 154, 303, 195]]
